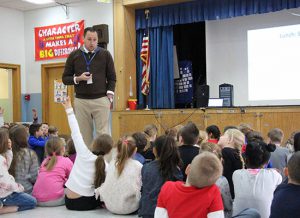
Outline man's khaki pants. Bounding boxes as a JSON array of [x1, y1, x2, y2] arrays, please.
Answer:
[[74, 97, 110, 149]]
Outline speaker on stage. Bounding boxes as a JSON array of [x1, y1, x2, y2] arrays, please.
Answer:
[[219, 83, 234, 107], [195, 84, 209, 107], [93, 24, 109, 48]]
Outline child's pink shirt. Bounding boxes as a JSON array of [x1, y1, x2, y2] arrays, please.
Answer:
[[32, 156, 73, 202]]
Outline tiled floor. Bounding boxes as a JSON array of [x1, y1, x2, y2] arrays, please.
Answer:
[[3, 206, 138, 218]]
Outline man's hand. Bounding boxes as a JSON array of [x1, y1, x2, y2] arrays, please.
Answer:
[[76, 72, 92, 82], [107, 93, 113, 103], [62, 97, 72, 110]]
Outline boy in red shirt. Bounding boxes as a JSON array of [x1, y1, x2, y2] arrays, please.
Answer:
[[155, 152, 224, 218]]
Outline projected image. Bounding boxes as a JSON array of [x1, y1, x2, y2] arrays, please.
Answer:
[[248, 24, 300, 101]]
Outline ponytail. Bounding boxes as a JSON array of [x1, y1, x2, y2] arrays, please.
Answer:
[[94, 155, 106, 188], [116, 136, 136, 177], [44, 153, 58, 171], [44, 137, 64, 171], [92, 134, 114, 188], [266, 143, 276, 152]]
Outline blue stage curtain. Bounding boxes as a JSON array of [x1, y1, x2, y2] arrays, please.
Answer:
[[136, 0, 300, 30], [136, 26, 175, 109]]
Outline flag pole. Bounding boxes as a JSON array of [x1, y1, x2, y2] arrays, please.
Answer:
[[144, 9, 150, 110]]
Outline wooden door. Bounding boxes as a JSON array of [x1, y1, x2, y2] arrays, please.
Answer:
[[42, 63, 74, 135], [0, 63, 21, 122]]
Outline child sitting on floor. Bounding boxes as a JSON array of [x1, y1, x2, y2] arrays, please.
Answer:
[[232, 140, 281, 218], [32, 137, 73, 206], [97, 136, 142, 215], [200, 142, 233, 218], [139, 135, 183, 218], [8, 125, 39, 194], [62, 97, 113, 211], [28, 123, 47, 164], [155, 152, 224, 218], [270, 151, 300, 218], [0, 128, 36, 214]]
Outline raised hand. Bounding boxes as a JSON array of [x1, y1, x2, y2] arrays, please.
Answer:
[[62, 96, 72, 110], [32, 108, 38, 119]]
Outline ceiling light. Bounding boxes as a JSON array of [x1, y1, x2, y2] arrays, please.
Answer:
[[23, 0, 55, 4], [97, 0, 111, 3]]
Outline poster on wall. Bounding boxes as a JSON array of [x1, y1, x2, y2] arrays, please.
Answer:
[[34, 20, 84, 61], [174, 61, 193, 106], [54, 80, 67, 103]]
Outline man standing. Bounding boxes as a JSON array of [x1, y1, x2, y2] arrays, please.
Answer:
[[62, 27, 116, 148]]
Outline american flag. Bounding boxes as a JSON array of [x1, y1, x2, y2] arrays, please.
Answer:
[[140, 33, 150, 95]]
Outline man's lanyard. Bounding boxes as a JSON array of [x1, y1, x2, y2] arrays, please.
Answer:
[[82, 51, 97, 72]]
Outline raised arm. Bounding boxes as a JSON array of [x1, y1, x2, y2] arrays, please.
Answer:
[[62, 97, 93, 157], [32, 108, 39, 124]]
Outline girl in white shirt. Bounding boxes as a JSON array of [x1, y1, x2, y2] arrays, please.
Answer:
[[232, 140, 282, 218], [97, 136, 142, 214], [62, 97, 113, 211]]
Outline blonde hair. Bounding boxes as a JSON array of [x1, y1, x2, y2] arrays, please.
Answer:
[[238, 123, 253, 135], [224, 129, 245, 168], [116, 136, 136, 177], [198, 130, 208, 145], [43, 137, 64, 171], [188, 152, 223, 188], [224, 129, 245, 150], [200, 142, 222, 160]]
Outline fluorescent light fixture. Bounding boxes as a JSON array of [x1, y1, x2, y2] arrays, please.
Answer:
[[97, 0, 111, 3], [23, 0, 55, 4]]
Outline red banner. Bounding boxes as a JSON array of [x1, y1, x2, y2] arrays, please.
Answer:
[[34, 20, 84, 61]]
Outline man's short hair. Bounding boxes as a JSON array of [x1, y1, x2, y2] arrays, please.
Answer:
[[181, 122, 199, 145], [288, 151, 300, 184], [84, 27, 97, 37], [268, 128, 284, 143], [188, 152, 223, 188]]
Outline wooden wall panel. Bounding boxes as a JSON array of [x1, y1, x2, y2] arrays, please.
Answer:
[[111, 107, 300, 142], [158, 110, 205, 131], [118, 113, 160, 138], [205, 109, 258, 133], [260, 112, 300, 142]]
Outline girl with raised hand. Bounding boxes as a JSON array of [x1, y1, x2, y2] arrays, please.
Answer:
[[0, 128, 36, 214], [139, 135, 183, 218], [97, 136, 142, 214], [62, 97, 113, 211], [8, 125, 39, 194], [32, 137, 73, 206]]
